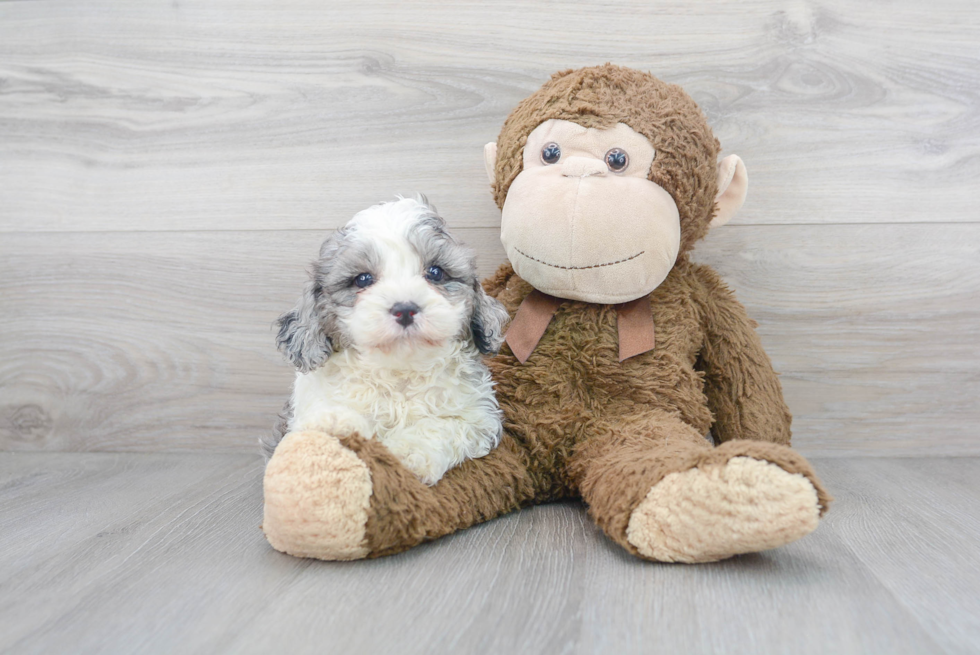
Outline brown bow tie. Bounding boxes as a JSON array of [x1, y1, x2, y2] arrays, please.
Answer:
[[504, 290, 656, 364]]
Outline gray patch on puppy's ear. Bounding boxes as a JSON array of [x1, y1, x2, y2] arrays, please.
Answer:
[[470, 281, 510, 355], [276, 277, 333, 373]]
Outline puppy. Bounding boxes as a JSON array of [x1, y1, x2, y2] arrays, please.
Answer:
[[262, 196, 510, 485]]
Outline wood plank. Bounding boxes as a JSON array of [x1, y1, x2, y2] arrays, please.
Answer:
[[0, 452, 292, 654], [783, 370, 980, 457], [1, 224, 978, 455], [817, 458, 980, 653], [0, 453, 266, 650], [4, 453, 978, 654], [1, 0, 978, 232]]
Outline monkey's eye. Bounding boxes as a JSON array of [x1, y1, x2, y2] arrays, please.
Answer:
[[353, 273, 374, 288], [605, 148, 629, 172], [425, 265, 445, 282], [541, 142, 562, 165]]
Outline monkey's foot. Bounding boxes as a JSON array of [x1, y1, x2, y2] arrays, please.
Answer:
[[625, 457, 820, 563], [262, 430, 372, 560]]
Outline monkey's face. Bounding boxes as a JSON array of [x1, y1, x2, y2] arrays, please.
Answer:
[[496, 119, 681, 304]]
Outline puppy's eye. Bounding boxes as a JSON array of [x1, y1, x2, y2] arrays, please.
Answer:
[[541, 142, 561, 165], [353, 273, 374, 288], [605, 148, 629, 172], [425, 265, 445, 282]]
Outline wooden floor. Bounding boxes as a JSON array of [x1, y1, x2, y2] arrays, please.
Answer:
[[1, 453, 977, 655]]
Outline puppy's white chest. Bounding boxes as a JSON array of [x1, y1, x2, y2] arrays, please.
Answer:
[[290, 351, 472, 438]]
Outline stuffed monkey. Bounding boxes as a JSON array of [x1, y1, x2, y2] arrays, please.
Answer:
[[263, 64, 831, 563]]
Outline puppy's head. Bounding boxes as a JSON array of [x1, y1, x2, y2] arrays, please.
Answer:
[[277, 196, 509, 372]]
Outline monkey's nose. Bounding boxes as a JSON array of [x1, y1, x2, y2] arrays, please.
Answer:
[[390, 302, 421, 327], [561, 156, 607, 178]]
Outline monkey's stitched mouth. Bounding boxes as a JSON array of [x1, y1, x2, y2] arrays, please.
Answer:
[[514, 247, 645, 271]]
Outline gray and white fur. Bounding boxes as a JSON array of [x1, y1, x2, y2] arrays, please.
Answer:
[[261, 196, 509, 485]]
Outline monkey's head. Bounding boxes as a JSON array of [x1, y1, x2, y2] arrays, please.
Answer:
[[484, 64, 747, 304]]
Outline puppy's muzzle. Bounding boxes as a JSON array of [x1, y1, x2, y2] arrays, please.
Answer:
[[390, 302, 421, 328]]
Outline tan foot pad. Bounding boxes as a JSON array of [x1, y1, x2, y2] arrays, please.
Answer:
[[626, 456, 820, 563], [262, 430, 372, 560]]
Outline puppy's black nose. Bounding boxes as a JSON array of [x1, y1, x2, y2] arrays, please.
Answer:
[[390, 302, 420, 327]]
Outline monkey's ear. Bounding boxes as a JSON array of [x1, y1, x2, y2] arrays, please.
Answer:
[[483, 142, 498, 184], [711, 154, 748, 229]]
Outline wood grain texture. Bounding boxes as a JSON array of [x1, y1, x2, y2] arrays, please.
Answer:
[[2, 224, 978, 455], [1, 0, 978, 232], [2, 453, 978, 654], [1, 0, 978, 455]]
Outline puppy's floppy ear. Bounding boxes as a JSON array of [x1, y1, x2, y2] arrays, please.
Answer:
[[470, 281, 510, 355], [276, 277, 333, 373]]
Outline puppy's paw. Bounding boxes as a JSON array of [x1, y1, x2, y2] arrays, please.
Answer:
[[381, 442, 450, 486], [626, 457, 820, 563], [291, 407, 372, 440], [402, 453, 446, 486]]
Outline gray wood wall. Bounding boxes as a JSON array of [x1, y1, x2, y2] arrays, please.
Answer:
[[2, 0, 978, 456]]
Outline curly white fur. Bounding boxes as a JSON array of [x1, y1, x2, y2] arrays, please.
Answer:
[[291, 341, 501, 485]]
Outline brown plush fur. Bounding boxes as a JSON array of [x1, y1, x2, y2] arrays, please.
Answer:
[[263, 65, 831, 561]]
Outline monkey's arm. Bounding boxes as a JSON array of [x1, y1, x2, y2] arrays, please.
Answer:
[[693, 263, 792, 445]]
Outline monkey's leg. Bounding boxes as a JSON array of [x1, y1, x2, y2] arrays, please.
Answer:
[[262, 430, 536, 560], [568, 411, 831, 563]]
